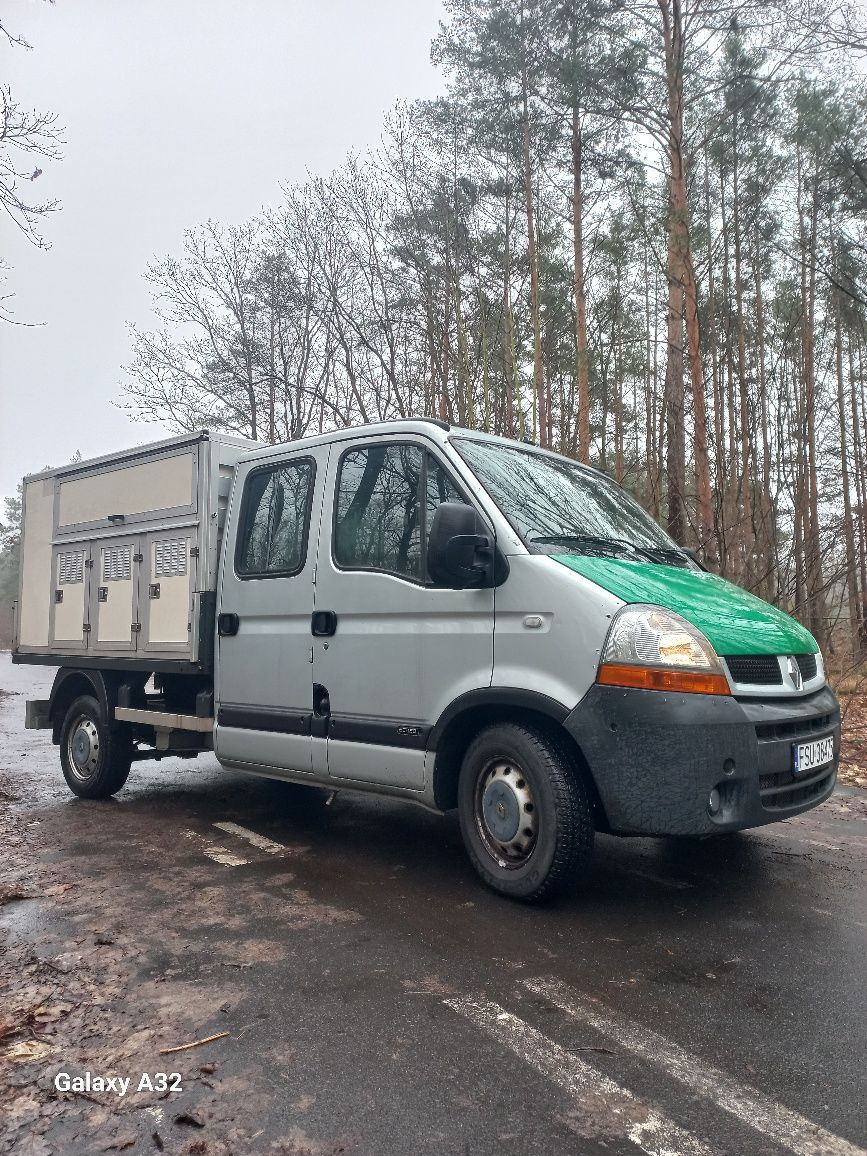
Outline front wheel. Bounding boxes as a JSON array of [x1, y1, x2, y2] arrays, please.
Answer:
[[59, 695, 132, 799], [457, 723, 594, 903]]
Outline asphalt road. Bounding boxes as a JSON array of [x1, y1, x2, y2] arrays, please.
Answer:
[[1, 653, 866, 1156]]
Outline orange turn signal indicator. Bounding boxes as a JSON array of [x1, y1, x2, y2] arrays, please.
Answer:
[[597, 663, 730, 696]]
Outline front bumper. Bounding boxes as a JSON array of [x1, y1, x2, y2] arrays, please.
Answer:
[[564, 684, 840, 836]]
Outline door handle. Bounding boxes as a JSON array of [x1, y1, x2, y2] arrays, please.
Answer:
[[311, 610, 337, 637], [218, 612, 240, 636]]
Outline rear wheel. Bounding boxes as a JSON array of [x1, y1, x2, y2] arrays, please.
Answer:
[[59, 695, 132, 799], [457, 722, 594, 903]]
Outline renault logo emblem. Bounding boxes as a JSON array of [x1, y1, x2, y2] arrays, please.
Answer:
[[787, 656, 802, 690]]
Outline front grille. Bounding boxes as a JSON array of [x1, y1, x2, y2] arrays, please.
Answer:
[[724, 655, 782, 685], [795, 653, 818, 681], [755, 712, 834, 743], [759, 766, 834, 810]]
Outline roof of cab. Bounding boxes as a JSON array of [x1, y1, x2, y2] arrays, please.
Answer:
[[236, 416, 611, 482], [237, 417, 453, 464]]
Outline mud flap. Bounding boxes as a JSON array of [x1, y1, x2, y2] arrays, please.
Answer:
[[25, 699, 51, 730]]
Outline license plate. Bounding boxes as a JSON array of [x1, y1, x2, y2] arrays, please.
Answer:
[[793, 735, 834, 776]]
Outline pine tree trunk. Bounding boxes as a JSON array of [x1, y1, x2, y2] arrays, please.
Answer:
[[732, 117, 754, 583], [503, 176, 515, 437], [833, 267, 859, 658], [571, 107, 591, 463], [851, 336, 867, 653], [801, 165, 826, 648], [521, 52, 546, 447], [659, 0, 688, 543], [704, 148, 722, 569], [753, 233, 774, 600]]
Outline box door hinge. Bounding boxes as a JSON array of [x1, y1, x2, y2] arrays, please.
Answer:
[[190, 546, 199, 559], [133, 553, 143, 564], [131, 622, 142, 633], [312, 564, 317, 585], [82, 623, 91, 633]]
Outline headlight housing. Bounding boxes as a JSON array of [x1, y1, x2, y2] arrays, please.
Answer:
[[597, 605, 730, 695]]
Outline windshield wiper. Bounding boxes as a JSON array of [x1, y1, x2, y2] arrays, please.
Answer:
[[530, 534, 690, 566], [530, 534, 638, 555], [629, 544, 691, 565]]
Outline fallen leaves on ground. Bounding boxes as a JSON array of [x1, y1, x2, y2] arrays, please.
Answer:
[[839, 692, 867, 789]]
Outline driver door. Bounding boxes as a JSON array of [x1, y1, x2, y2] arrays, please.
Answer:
[[312, 437, 495, 789]]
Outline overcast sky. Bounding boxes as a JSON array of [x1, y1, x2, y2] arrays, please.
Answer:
[[1, 0, 446, 503]]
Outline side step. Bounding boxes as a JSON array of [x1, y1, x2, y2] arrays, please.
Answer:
[[114, 706, 213, 732]]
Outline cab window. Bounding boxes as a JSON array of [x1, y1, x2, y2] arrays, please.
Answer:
[[334, 444, 421, 577], [334, 444, 467, 583], [236, 458, 314, 578]]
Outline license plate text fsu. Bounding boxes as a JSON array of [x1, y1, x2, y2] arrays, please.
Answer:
[[793, 735, 834, 776]]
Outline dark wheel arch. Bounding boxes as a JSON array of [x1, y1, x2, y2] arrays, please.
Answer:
[[428, 688, 609, 830], [48, 667, 147, 743]]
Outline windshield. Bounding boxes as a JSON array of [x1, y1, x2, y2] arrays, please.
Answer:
[[453, 438, 689, 564]]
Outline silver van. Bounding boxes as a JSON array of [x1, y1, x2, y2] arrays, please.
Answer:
[[17, 420, 841, 901]]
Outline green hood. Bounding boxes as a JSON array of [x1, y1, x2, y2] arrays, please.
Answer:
[[552, 555, 818, 656]]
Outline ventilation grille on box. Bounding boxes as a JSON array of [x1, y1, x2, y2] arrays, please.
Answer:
[[102, 545, 132, 582], [58, 550, 85, 584], [154, 538, 188, 578]]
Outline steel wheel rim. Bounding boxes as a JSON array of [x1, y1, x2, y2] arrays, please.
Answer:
[[67, 715, 101, 782], [473, 757, 538, 869]]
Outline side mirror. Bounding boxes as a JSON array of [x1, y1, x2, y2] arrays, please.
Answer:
[[428, 502, 496, 588]]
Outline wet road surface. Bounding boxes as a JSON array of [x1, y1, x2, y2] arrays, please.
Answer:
[[1, 654, 865, 1155]]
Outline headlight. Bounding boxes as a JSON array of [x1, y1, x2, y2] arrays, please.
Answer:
[[598, 605, 730, 695]]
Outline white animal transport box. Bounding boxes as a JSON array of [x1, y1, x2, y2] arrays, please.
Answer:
[[13, 431, 254, 672]]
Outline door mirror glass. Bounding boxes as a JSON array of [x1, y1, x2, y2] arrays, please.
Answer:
[[427, 502, 493, 588]]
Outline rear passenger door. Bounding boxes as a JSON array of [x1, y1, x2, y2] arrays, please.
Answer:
[[312, 437, 494, 790], [215, 446, 329, 776]]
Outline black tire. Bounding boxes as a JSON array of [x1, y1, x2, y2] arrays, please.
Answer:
[[457, 722, 594, 903], [59, 694, 133, 799]]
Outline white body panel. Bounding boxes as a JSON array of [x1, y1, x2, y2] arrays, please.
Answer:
[[58, 451, 195, 527], [14, 432, 255, 666], [17, 478, 54, 648]]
